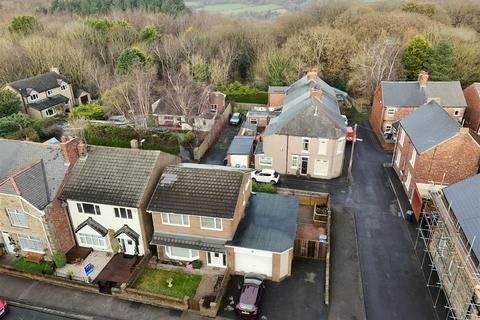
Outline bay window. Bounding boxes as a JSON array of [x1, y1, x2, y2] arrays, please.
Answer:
[[165, 246, 199, 261]]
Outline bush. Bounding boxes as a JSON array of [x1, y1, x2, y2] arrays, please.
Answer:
[[0, 112, 33, 138], [8, 15, 40, 34], [252, 181, 277, 193], [191, 259, 203, 269], [0, 88, 22, 118], [5, 127, 40, 142], [43, 261, 55, 275], [115, 47, 150, 74], [141, 25, 160, 42], [52, 251, 67, 268], [69, 103, 105, 120], [217, 82, 268, 104], [32, 117, 63, 140]]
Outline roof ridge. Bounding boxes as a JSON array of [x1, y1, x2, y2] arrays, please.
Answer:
[[0, 138, 61, 149]]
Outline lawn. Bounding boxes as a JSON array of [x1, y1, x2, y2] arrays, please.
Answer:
[[201, 3, 282, 14], [13, 257, 46, 273], [132, 268, 202, 299]]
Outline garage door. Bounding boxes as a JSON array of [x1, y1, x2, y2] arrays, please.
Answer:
[[234, 250, 272, 277]]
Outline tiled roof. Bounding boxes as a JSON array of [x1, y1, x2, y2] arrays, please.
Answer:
[[381, 81, 466, 107], [227, 136, 255, 155], [228, 193, 298, 253], [443, 174, 480, 261], [151, 231, 227, 253], [27, 95, 69, 111], [8, 71, 69, 97], [60, 146, 162, 208], [75, 217, 108, 237], [114, 225, 140, 242], [147, 164, 245, 218], [398, 100, 460, 154]]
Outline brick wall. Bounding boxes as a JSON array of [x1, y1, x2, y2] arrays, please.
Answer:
[[45, 199, 75, 253], [268, 93, 285, 108], [464, 84, 480, 134], [369, 86, 383, 138]]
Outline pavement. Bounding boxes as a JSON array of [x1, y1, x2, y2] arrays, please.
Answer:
[[200, 124, 240, 165], [5, 303, 78, 320]]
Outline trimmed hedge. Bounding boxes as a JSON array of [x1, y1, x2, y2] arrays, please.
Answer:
[[217, 82, 268, 104], [52, 251, 67, 268], [252, 181, 277, 193]]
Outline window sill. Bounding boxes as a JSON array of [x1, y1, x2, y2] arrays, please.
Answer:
[[10, 224, 29, 229], [21, 248, 46, 254], [162, 223, 190, 227], [200, 227, 223, 231]]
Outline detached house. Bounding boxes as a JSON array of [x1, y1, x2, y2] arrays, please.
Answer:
[[0, 137, 79, 259], [6, 68, 90, 120], [392, 100, 480, 220], [148, 164, 298, 281], [255, 71, 347, 179], [60, 146, 179, 257], [370, 71, 467, 149]]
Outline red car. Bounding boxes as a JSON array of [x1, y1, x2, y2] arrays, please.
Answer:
[[346, 126, 354, 142], [0, 299, 8, 318], [235, 273, 265, 319]]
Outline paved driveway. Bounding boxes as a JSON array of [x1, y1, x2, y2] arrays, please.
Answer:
[[200, 124, 240, 165], [219, 258, 327, 320]]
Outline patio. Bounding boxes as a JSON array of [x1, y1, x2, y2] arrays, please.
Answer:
[[94, 253, 140, 287], [56, 250, 112, 283]]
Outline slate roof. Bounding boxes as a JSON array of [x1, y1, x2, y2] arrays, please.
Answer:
[[254, 141, 263, 155], [268, 86, 289, 94], [60, 146, 162, 208], [147, 163, 245, 218], [398, 100, 460, 154], [227, 136, 255, 155], [8, 71, 69, 97], [443, 174, 480, 260], [114, 225, 140, 242], [75, 217, 108, 237], [381, 81, 467, 107], [151, 231, 227, 253], [27, 95, 69, 111], [228, 193, 298, 253], [264, 75, 346, 138], [0, 139, 69, 209]]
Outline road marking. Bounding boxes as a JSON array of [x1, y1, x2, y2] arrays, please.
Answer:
[[356, 138, 363, 142]]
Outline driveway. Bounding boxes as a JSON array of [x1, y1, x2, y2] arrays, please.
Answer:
[[219, 258, 327, 320], [200, 124, 240, 165]]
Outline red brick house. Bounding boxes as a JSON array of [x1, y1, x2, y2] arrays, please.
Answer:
[[464, 83, 480, 140], [268, 86, 289, 109], [392, 100, 480, 220], [370, 71, 467, 149]]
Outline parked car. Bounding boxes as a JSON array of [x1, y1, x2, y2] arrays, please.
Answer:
[[346, 126, 354, 142], [251, 169, 280, 184], [341, 115, 348, 126], [230, 112, 242, 125], [0, 299, 8, 318], [235, 273, 265, 319]]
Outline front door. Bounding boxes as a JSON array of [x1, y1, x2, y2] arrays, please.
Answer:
[[1, 232, 15, 253], [314, 159, 329, 177], [301, 157, 309, 175], [207, 252, 226, 267], [119, 237, 136, 255]]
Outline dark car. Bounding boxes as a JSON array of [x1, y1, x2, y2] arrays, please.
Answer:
[[0, 299, 8, 318], [230, 112, 242, 125], [235, 273, 265, 319]]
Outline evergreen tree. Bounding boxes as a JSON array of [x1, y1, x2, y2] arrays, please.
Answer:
[[401, 35, 432, 80], [425, 40, 457, 81], [0, 88, 22, 118]]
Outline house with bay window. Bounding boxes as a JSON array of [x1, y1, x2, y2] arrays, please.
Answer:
[[255, 71, 347, 179], [0, 137, 80, 258], [148, 164, 298, 281], [60, 145, 179, 257]]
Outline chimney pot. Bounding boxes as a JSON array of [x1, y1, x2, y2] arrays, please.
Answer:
[[307, 70, 318, 83], [310, 87, 323, 100], [418, 71, 429, 88]]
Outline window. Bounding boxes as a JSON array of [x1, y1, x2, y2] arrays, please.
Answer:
[[165, 246, 199, 260], [114, 207, 133, 219], [45, 108, 56, 117], [405, 172, 412, 191], [60, 84, 68, 90], [210, 104, 217, 112], [6, 209, 27, 228], [302, 138, 310, 152], [318, 138, 328, 155], [291, 155, 299, 169], [384, 125, 392, 134], [30, 93, 39, 101], [337, 137, 345, 155], [201, 217, 222, 230], [76, 203, 101, 215], [18, 235, 43, 252], [164, 116, 174, 121], [47, 90, 53, 96], [395, 149, 401, 167], [410, 150, 416, 167], [78, 233, 106, 248], [387, 108, 396, 117], [250, 118, 257, 125], [454, 109, 461, 116], [398, 129, 405, 146], [259, 156, 272, 166], [161, 213, 189, 226]]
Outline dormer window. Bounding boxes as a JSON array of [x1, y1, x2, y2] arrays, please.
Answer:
[[30, 93, 39, 101], [61, 84, 68, 90], [47, 90, 53, 96]]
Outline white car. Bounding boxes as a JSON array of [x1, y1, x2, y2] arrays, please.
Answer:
[[341, 115, 348, 126], [251, 169, 280, 184]]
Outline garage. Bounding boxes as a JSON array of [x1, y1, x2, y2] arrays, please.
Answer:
[[233, 247, 272, 277]]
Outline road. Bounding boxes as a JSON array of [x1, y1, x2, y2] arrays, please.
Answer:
[[5, 305, 70, 320]]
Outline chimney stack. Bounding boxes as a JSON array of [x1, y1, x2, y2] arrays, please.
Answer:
[[310, 86, 323, 100], [77, 140, 88, 159], [60, 136, 80, 166], [130, 139, 139, 149], [307, 70, 318, 83], [418, 70, 429, 88]]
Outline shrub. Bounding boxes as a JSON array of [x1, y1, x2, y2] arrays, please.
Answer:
[[69, 103, 105, 120], [52, 251, 67, 268], [8, 15, 40, 34], [115, 47, 150, 74], [85, 124, 136, 148], [141, 25, 160, 42], [32, 117, 63, 140], [252, 181, 277, 193], [0, 88, 22, 118], [5, 127, 40, 142], [217, 82, 268, 104], [43, 261, 55, 275], [191, 259, 203, 269], [0, 112, 33, 138]]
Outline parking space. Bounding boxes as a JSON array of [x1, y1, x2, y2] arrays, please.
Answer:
[[200, 124, 240, 165], [219, 258, 327, 320]]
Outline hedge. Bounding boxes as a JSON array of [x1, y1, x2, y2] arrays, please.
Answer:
[[252, 181, 277, 193], [217, 81, 268, 104]]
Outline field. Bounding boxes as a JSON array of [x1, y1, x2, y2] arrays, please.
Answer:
[[186, 1, 285, 16]]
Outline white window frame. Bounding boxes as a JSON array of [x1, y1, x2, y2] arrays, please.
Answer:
[[317, 138, 328, 155], [398, 129, 405, 146], [200, 217, 223, 230], [454, 108, 461, 116], [302, 138, 310, 152], [165, 246, 199, 261], [47, 89, 53, 97], [161, 213, 190, 227], [45, 107, 56, 117], [395, 149, 402, 167], [410, 150, 416, 167], [210, 104, 217, 113], [30, 93, 39, 101], [76, 202, 101, 215], [6, 208, 28, 228], [337, 137, 345, 155], [78, 232, 106, 248], [386, 108, 396, 117], [384, 125, 392, 134], [405, 171, 412, 191], [114, 207, 133, 220], [17, 234, 43, 253], [250, 118, 257, 125], [60, 84, 68, 90], [291, 155, 299, 169], [259, 156, 272, 166]]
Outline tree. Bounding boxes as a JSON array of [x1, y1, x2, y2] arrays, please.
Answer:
[[0, 112, 33, 137], [402, 35, 432, 80], [69, 103, 105, 120], [267, 53, 296, 86], [0, 89, 22, 118], [402, 1, 436, 18], [115, 47, 150, 74], [8, 15, 40, 35], [141, 25, 160, 42], [425, 41, 457, 81]]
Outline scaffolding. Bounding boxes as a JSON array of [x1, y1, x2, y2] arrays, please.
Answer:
[[415, 190, 480, 320]]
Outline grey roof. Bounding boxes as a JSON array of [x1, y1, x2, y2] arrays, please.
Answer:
[[75, 217, 108, 237], [399, 100, 460, 154], [246, 110, 280, 118], [228, 193, 298, 252], [27, 95, 69, 111], [147, 163, 245, 218], [8, 71, 69, 97], [227, 136, 255, 155], [254, 141, 264, 155], [114, 225, 140, 242], [151, 231, 227, 253], [241, 122, 257, 132], [264, 75, 346, 138], [381, 81, 467, 107], [268, 86, 289, 94], [443, 174, 480, 261], [0, 139, 69, 208], [60, 146, 162, 208], [44, 137, 60, 144]]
